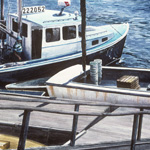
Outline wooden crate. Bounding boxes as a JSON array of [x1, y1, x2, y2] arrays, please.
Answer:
[[117, 75, 140, 89], [0, 140, 10, 149]]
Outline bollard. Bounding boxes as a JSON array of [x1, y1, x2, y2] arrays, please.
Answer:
[[94, 59, 102, 84], [90, 61, 98, 85]]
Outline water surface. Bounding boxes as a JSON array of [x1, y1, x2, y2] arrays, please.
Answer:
[[1, 0, 150, 68]]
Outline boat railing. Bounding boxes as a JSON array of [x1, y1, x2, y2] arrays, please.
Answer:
[[0, 22, 16, 39], [43, 17, 74, 24], [0, 92, 150, 150]]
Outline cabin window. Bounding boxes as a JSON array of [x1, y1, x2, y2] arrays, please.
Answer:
[[63, 26, 76, 40], [12, 19, 18, 33], [12, 19, 28, 37], [102, 37, 108, 42], [22, 23, 28, 37], [46, 28, 60, 42], [92, 40, 99, 45]]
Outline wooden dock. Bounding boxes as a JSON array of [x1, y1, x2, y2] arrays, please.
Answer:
[[0, 92, 150, 149]]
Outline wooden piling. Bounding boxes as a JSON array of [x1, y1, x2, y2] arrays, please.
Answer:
[[1, 0, 4, 21], [17, 110, 31, 150], [80, 0, 86, 80], [70, 104, 79, 146], [0, 0, 4, 49]]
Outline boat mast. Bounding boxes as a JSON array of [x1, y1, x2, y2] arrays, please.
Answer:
[[17, 0, 22, 37], [1, 0, 4, 22], [1, 0, 4, 49], [80, 0, 86, 80]]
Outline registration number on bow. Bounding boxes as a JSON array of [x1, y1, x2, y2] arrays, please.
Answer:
[[22, 6, 45, 14]]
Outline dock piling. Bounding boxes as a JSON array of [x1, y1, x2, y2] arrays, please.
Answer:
[[70, 104, 79, 146], [80, 0, 86, 81], [17, 110, 31, 150]]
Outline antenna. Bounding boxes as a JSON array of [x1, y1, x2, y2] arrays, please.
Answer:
[[58, 0, 71, 16]]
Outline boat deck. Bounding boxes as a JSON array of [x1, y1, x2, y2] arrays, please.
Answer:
[[95, 79, 148, 91], [75, 74, 149, 92]]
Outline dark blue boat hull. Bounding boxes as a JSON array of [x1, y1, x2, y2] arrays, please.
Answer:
[[0, 36, 126, 83]]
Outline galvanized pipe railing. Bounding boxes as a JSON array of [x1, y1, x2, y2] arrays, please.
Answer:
[[0, 92, 150, 109], [0, 92, 150, 149], [0, 104, 149, 150], [0, 104, 150, 117]]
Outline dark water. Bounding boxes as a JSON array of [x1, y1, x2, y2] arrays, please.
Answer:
[[1, 0, 150, 68]]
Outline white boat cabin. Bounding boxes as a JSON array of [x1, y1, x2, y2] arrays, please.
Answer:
[[7, 7, 114, 61]]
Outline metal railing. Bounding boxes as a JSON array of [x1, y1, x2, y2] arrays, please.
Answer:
[[0, 92, 150, 150]]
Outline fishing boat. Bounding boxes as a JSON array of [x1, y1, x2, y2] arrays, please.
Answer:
[[0, 0, 129, 83], [46, 64, 150, 105]]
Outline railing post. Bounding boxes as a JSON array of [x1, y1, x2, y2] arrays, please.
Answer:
[[131, 114, 139, 150], [137, 108, 143, 141], [70, 104, 79, 146], [17, 110, 31, 150]]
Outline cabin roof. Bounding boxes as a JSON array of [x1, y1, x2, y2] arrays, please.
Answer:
[[12, 9, 81, 27]]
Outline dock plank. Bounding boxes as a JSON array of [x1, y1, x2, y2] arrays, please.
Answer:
[[76, 107, 150, 145]]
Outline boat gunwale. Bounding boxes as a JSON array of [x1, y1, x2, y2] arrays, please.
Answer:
[[46, 65, 150, 98]]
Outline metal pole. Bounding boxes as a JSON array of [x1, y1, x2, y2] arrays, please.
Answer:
[[131, 114, 139, 150], [17, 110, 30, 150], [17, 0, 22, 37], [1, 0, 4, 49], [137, 108, 144, 141], [80, 0, 86, 81], [70, 104, 79, 146], [1, 0, 4, 20]]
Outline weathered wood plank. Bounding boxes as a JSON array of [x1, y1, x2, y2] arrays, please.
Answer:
[[25, 140, 150, 150]]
